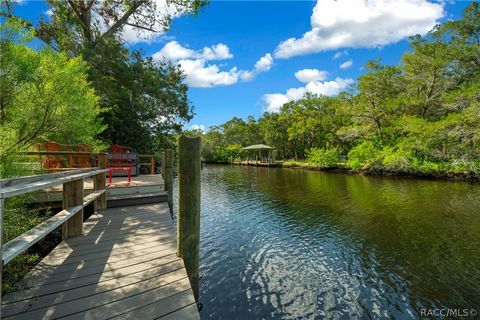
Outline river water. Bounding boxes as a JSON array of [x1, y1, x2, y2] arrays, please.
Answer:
[[180, 164, 480, 319]]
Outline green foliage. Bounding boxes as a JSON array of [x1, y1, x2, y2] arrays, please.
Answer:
[[306, 146, 341, 168], [0, 25, 105, 158], [380, 148, 414, 174], [86, 40, 192, 153], [347, 141, 378, 170], [2, 254, 41, 295], [211, 144, 243, 163], [3, 1, 203, 154]]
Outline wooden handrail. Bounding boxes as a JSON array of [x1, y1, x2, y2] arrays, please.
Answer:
[[0, 168, 108, 199], [0, 168, 107, 266]]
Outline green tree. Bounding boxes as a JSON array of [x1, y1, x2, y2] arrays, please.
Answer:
[[1, 0, 206, 153], [0, 20, 104, 158], [402, 37, 453, 119], [343, 61, 404, 145]]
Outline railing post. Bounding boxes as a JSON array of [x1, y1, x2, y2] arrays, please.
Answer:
[[94, 153, 107, 211], [94, 172, 107, 211], [150, 155, 155, 175], [62, 178, 84, 239], [177, 135, 201, 302], [165, 149, 174, 211], [97, 152, 107, 169]]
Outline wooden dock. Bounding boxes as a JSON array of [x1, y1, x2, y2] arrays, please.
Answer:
[[1, 203, 199, 319], [0, 168, 200, 320]]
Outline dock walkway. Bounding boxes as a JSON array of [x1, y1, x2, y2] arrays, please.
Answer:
[[1, 202, 200, 319]]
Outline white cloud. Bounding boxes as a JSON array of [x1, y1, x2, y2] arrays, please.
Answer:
[[240, 53, 273, 81], [177, 59, 240, 87], [333, 50, 348, 59], [153, 42, 273, 87], [294, 69, 328, 83], [263, 77, 353, 112], [339, 60, 353, 69], [152, 41, 233, 62], [274, 0, 444, 59], [44, 9, 53, 16], [254, 53, 274, 72]]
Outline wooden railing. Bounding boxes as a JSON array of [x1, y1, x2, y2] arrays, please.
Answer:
[[0, 167, 108, 306], [16, 151, 106, 171], [17, 151, 156, 175], [138, 154, 156, 175]]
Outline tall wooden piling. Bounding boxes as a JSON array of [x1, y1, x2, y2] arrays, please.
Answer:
[[177, 135, 201, 301], [164, 149, 174, 211]]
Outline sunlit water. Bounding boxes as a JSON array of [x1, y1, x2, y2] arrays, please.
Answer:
[[175, 165, 480, 319]]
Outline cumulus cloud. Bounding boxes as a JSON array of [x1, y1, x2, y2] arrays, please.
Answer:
[[263, 77, 354, 112], [294, 69, 328, 83], [177, 59, 241, 87], [240, 53, 273, 81], [153, 41, 273, 87], [274, 0, 444, 59], [339, 60, 353, 69], [152, 41, 233, 61]]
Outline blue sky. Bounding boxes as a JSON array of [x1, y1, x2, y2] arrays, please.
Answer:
[[13, 1, 471, 131]]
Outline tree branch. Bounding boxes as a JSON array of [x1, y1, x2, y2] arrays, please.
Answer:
[[125, 21, 159, 33], [94, 0, 147, 46]]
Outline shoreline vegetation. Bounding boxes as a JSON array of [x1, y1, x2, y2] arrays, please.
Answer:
[[193, 4, 480, 183], [205, 160, 480, 182], [280, 160, 480, 182]]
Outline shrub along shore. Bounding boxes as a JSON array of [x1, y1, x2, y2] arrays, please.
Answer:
[[280, 158, 480, 182]]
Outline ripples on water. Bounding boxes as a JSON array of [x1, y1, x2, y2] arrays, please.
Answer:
[[175, 165, 480, 319]]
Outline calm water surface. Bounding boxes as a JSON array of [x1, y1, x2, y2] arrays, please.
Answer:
[[178, 165, 480, 319]]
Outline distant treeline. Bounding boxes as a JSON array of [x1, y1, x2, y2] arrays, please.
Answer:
[[192, 3, 480, 179]]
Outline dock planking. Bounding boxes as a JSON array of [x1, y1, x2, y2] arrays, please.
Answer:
[[1, 203, 200, 320]]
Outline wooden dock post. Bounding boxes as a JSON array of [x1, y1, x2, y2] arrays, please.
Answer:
[[177, 135, 201, 302], [62, 178, 84, 239], [94, 153, 107, 211], [164, 149, 174, 211]]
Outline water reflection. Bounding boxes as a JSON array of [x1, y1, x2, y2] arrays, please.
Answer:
[[193, 165, 480, 319]]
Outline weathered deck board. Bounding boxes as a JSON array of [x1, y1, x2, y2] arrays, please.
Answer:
[[1, 203, 199, 320]]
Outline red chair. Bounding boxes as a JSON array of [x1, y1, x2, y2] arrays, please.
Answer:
[[107, 145, 133, 185], [74, 144, 91, 168], [45, 141, 63, 170]]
